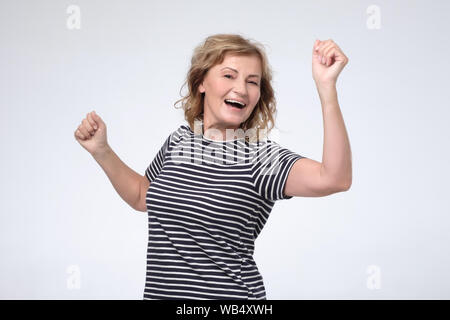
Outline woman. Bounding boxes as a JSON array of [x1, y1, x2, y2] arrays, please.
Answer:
[[74, 34, 352, 300]]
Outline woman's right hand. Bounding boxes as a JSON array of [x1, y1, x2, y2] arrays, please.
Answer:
[[74, 111, 109, 156]]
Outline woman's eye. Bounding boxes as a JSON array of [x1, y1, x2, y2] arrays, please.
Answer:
[[224, 75, 258, 86]]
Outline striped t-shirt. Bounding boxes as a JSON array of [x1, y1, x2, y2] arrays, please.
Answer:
[[143, 124, 306, 300]]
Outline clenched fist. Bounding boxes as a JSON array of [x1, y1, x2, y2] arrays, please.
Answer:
[[74, 111, 109, 157], [312, 39, 348, 87]]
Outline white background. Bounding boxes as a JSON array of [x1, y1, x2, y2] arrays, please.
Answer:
[[1, 0, 449, 299]]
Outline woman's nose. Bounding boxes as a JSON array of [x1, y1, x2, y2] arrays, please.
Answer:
[[233, 80, 248, 96]]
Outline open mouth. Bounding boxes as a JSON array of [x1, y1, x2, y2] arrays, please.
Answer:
[[224, 99, 246, 109]]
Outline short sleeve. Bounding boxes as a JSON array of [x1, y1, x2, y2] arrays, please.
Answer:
[[145, 133, 172, 183], [252, 140, 307, 201]]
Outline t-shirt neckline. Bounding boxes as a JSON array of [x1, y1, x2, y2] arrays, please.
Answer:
[[184, 124, 245, 143]]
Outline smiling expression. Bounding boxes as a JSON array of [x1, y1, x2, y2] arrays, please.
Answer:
[[198, 53, 262, 139]]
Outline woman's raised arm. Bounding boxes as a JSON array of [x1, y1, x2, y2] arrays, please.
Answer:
[[74, 111, 144, 212]]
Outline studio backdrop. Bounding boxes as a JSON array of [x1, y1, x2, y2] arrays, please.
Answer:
[[1, 0, 449, 299]]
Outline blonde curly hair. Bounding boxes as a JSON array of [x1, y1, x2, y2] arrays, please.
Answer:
[[174, 33, 278, 142]]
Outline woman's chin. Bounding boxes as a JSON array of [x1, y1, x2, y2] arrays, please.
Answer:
[[220, 114, 244, 128]]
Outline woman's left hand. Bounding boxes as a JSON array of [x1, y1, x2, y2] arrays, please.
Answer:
[[312, 39, 349, 87]]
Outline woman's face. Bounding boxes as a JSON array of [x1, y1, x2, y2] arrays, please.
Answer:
[[198, 53, 262, 133]]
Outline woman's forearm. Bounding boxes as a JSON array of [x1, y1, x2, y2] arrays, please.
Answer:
[[317, 84, 352, 189], [92, 145, 143, 210]]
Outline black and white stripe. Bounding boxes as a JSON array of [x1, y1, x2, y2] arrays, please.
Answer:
[[143, 124, 306, 300]]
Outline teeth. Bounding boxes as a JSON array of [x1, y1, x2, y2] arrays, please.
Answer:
[[225, 99, 246, 107]]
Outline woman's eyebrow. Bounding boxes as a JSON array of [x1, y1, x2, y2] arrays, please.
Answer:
[[221, 67, 261, 78]]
